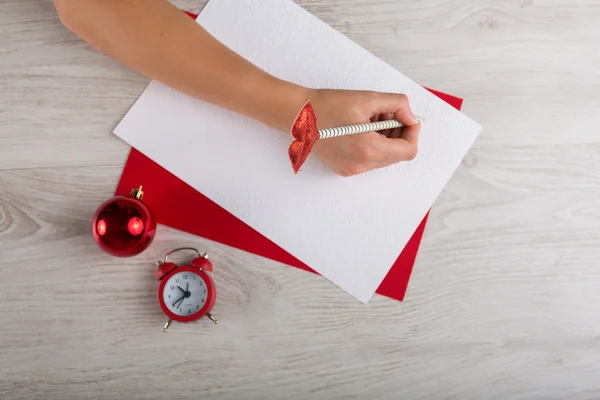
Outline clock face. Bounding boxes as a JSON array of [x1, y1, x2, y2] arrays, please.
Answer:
[[162, 270, 208, 317]]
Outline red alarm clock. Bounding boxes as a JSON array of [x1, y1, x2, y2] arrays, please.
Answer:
[[156, 247, 217, 331]]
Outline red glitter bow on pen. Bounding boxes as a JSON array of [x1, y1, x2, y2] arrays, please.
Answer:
[[288, 100, 319, 174], [288, 100, 415, 173]]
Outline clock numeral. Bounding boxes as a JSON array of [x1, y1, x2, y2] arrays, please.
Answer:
[[168, 294, 171, 299], [183, 275, 188, 279], [175, 278, 180, 283], [203, 289, 206, 294], [169, 285, 175, 290], [188, 309, 192, 314], [196, 305, 200, 310], [193, 276, 196, 280]]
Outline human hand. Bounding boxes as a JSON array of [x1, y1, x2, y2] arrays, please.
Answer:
[[304, 88, 421, 177]]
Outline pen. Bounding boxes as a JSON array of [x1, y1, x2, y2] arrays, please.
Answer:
[[288, 100, 423, 173]]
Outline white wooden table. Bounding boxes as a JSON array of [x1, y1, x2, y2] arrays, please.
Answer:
[[2, 1, 600, 399]]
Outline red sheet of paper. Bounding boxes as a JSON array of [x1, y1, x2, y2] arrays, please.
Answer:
[[116, 10, 463, 301]]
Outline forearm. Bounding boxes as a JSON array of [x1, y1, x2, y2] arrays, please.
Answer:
[[54, 0, 308, 132]]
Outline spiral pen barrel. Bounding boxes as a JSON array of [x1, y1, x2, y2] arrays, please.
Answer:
[[317, 119, 404, 139]]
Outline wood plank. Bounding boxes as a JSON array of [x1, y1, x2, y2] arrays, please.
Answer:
[[2, 0, 600, 398]]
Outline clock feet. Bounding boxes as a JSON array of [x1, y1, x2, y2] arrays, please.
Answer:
[[206, 313, 218, 324], [163, 319, 173, 332]]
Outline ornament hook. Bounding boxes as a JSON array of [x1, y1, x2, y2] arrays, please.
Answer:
[[129, 185, 144, 200]]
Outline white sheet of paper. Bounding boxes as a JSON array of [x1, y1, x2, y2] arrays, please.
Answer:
[[114, 0, 482, 303]]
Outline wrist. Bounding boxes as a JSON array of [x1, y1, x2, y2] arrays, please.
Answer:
[[261, 79, 313, 133]]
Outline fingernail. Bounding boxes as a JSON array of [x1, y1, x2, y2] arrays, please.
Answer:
[[411, 112, 420, 124]]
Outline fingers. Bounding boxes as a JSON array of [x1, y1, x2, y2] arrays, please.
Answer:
[[321, 129, 420, 177], [373, 122, 421, 163], [388, 127, 403, 139], [399, 122, 420, 147], [377, 113, 395, 137], [368, 92, 421, 163], [368, 92, 420, 127], [382, 136, 419, 163]]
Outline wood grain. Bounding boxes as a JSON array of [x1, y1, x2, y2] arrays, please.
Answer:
[[2, 0, 600, 399]]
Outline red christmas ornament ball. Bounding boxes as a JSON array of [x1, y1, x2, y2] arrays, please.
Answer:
[[92, 186, 156, 257]]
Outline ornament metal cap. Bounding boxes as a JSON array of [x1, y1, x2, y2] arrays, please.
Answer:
[[130, 185, 144, 200]]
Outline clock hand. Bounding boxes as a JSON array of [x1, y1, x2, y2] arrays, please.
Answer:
[[172, 295, 185, 307], [172, 283, 191, 308], [177, 297, 186, 308]]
